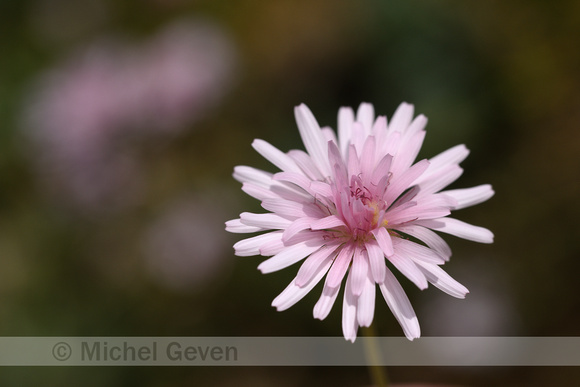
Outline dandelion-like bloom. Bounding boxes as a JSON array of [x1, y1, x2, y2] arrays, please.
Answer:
[[226, 103, 494, 341]]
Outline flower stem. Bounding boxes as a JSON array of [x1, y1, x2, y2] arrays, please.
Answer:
[[362, 325, 389, 387]]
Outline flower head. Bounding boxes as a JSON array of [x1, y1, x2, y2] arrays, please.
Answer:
[[226, 103, 494, 342]]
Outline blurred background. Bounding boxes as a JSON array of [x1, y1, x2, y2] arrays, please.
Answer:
[[1, 0, 580, 385]]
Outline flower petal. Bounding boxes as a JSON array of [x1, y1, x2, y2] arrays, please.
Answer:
[[272, 258, 333, 311], [387, 253, 428, 290], [294, 104, 331, 176], [342, 268, 359, 343], [414, 260, 469, 298], [417, 217, 494, 243], [313, 282, 341, 320], [225, 218, 264, 233], [395, 224, 452, 260], [325, 243, 354, 288], [371, 227, 394, 257], [379, 269, 421, 340], [364, 241, 386, 283], [350, 246, 368, 296], [252, 139, 302, 173], [337, 106, 354, 156], [442, 184, 495, 210], [357, 271, 376, 327], [233, 231, 283, 256], [258, 239, 324, 273], [295, 243, 340, 287], [240, 212, 292, 230]]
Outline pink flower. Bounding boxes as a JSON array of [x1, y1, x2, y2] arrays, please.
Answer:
[[226, 103, 494, 342]]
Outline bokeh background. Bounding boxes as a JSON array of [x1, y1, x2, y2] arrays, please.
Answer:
[[1, 0, 580, 385]]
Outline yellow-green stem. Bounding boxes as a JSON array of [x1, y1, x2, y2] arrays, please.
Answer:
[[362, 325, 389, 387]]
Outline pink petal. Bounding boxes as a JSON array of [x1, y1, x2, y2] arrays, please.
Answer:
[[325, 244, 354, 288], [233, 165, 273, 185], [415, 164, 463, 196], [310, 215, 346, 230], [287, 149, 324, 181], [356, 102, 375, 134], [272, 258, 333, 311], [388, 102, 414, 133], [383, 159, 430, 206], [371, 227, 394, 257], [225, 218, 264, 233], [442, 184, 495, 210], [417, 217, 494, 243], [350, 246, 368, 296], [414, 260, 469, 298], [342, 269, 359, 343], [379, 269, 421, 340], [233, 231, 283, 256], [393, 238, 446, 264], [252, 139, 302, 173], [427, 144, 469, 171], [337, 106, 354, 156], [295, 243, 340, 287], [313, 282, 340, 320], [240, 212, 292, 230], [364, 241, 386, 283], [257, 239, 324, 273], [395, 224, 452, 260], [387, 253, 428, 290], [281, 217, 316, 243], [294, 104, 331, 176], [357, 271, 376, 327]]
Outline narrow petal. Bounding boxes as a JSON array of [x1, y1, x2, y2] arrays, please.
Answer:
[[383, 159, 430, 205], [395, 224, 452, 260], [387, 254, 428, 290], [390, 130, 426, 177], [260, 198, 310, 218], [326, 244, 354, 288], [415, 164, 463, 196], [240, 212, 292, 229], [225, 218, 264, 233], [294, 104, 331, 176], [233, 231, 283, 257], [417, 217, 494, 243], [364, 241, 386, 283], [357, 271, 376, 327], [272, 258, 333, 311], [414, 260, 469, 298], [287, 149, 324, 181], [379, 269, 421, 340], [342, 269, 359, 342], [313, 282, 341, 320], [295, 243, 340, 287], [310, 215, 346, 230], [258, 239, 324, 274], [371, 227, 394, 257], [252, 139, 302, 173], [442, 184, 495, 210], [282, 217, 316, 243], [309, 181, 334, 199], [233, 165, 273, 186], [356, 102, 374, 134], [388, 102, 414, 133], [350, 246, 368, 296], [392, 238, 446, 264], [337, 106, 354, 156], [427, 144, 469, 172]]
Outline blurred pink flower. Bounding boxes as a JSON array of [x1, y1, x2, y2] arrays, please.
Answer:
[[143, 193, 233, 292], [227, 103, 494, 342], [24, 19, 235, 213]]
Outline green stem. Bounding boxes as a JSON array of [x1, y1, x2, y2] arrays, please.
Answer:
[[361, 325, 389, 387]]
